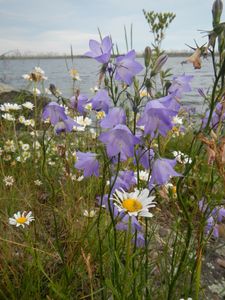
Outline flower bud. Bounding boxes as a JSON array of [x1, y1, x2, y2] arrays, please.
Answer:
[[212, 0, 223, 26], [151, 54, 168, 76], [144, 46, 152, 67]]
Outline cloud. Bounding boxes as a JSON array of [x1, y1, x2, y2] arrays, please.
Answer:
[[0, 29, 99, 54]]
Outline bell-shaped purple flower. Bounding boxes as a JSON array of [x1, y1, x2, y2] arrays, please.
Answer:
[[149, 158, 181, 186], [90, 89, 111, 113], [137, 95, 178, 138], [70, 94, 89, 114], [168, 74, 193, 98], [115, 50, 143, 85], [111, 170, 136, 193], [74, 151, 99, 177], [42, 102, 67, 125], [116, 213, 142, 232], [132, 233, 145, 248], [100, 107, 126, 128], [99, 124, 140, 161], [202, 102, 225, 129], [54, 116, 79, 135], [135, 147, 154, 169], [84, 36, 112, 64]]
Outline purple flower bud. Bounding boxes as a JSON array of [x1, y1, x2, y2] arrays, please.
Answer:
[[152, 54, 168, 75]]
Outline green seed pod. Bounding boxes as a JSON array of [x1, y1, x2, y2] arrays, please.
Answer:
[[212, 0, 223, 26], [144, 46, 152, 67]]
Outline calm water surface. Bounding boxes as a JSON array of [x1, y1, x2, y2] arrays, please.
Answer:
[[0, 57, 214, 112]]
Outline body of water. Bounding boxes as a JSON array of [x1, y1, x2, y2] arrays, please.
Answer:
[[0, 56, 214, 112]]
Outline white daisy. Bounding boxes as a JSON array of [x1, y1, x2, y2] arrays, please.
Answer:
[[34, 180, 42, 186], [0, 103, 22, 112], [134, 170, 150, 182], [22, 102, 34, 110], [21, 143, 30, 151], [112, 188, 156, 218], [3, 176, 15, 186], [83, 209, 96, 218], [32, 87, 41, 95], [69, 68, 81, 81], [2, 113, 15, 121], [9, 211, 34, 228]]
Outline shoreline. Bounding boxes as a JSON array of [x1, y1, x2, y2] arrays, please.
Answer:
[[0, 52, 195, 60]]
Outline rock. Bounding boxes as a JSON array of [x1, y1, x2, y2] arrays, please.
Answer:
[[216, 258, 225, 269], [0, 82, 18, 94]]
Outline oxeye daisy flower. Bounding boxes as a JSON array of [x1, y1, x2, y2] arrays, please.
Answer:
[[112, 188, 156, 218], [9, 211, 34, 228]]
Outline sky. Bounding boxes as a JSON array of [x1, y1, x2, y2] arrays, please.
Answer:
[[0, 0, 224, 55]]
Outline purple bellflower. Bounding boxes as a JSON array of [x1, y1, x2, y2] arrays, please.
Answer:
[[199, 200, 225, 238], [54, 116, 79, 135], [90, 89, 111, 113], [168, 74, 193, 98], [115, 50, 143, 85], [84, 36, 113, 64], [149, 158, 181, 187], [137, 96, 179, 138], [116, 213, 142, 232], [74, 151, 99, 177], [135, 147, 154, 169], [100, 107, 126, 128], [70, 94, 89, 114], [111, 170, 136, 193], [202, 102, 225, 129], [99, 124, 140, 161], [42, 102, 67, 125]]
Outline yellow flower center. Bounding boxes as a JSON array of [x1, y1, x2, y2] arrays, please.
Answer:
[[172, 126, 179, 133], [172, 186, 177, 194], [16, 216, 27, 224], [96, 111, 105, 120], [122, 198, 143, 212]]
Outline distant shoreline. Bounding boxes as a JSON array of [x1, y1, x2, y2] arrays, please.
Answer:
[[0, 52, 194, 60]]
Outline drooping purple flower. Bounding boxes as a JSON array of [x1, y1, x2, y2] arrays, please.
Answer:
[[111, 170, 136, 193], [100, 107, 126, 128], [135, 147, 154, 169], [116, 213, 142, 232], [115, 50, 143, 85], [168, 74, 193, 98], [84, 36, 113, 64], [202, 102, 225, 129], [137, 95, 179, 138], [54, 116, 79, 135], [90, 89, 111, 113], [132, 233, 145, 248], [205, 216, 219, 238], [217, 207, 225, 222], [70, 94, 89, 114], [74, 151, 99, 177], [199, 200, 225, 238], [149, 158, 181, 187], [42, 102, 67, 125], [159, 93, 180, 111], [99, 124, 140, 161]]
